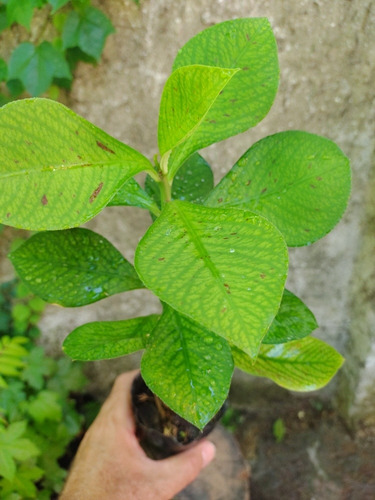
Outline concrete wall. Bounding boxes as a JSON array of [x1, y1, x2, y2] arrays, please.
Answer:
[[3, 0, 374, 423]]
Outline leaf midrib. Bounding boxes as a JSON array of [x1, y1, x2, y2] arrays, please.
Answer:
[[0, 160, 145, 180]]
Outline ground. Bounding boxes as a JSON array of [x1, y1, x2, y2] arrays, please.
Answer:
[[183, 388, 375, 500]]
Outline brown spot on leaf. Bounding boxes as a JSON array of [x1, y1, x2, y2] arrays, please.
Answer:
[[261, 188, 268, 194], [230, 232, 237, 236], [41, 194, 48, 206], [230, 98, 238, 104], [89, 182, 104, 203], [242, 66, 249, 71], [6, 213, 10, 218], [96, 141, 115, 154], [223, 113, 231, 117], [14, 160, 19, 164], [224, 283, 231, 294], [209, 120, 217, 124], [246, 33, 250, 41], [218, 197, 223, 203], [75, 130, 79, 135], [77, 155, 82, 160], [158, 257, 165, 261], [260, 273, 266, 279], [246, 180, 252, 186], [310, 184, 317, 189], [304, 228, 311, 232], [221, 307, 227, 313], [316, 176, 322, 181], [25, 140, 32, 145]]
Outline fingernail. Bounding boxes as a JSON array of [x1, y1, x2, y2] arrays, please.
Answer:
[[201, 441, 216, 468]]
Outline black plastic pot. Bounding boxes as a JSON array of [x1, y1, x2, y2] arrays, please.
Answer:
[[131, 373, 226, 460]]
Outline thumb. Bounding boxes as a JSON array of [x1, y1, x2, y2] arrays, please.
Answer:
[[151, 440, 216, 499]]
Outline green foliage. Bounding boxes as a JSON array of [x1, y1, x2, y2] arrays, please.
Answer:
[[0, 280, 91, 498], [1, 18, 351, 429], [0, 0, 114, 102]]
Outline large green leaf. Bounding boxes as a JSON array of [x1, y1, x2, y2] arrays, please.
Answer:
[[145, 152, 214, 208], [108, 177, 161, 216], [63, 315, 160, 361], [158, 65, 239, 177], [205, 131, 351, 246], [9, 228, 143, 307], [263, 289, 318, 344], [0, 98, 154, 230], [8, 42, 72, 96], [232, 337, 344, 391], [169, 18, 279, 175], [135, 201, 288, 358], [141, 306, 233, 429]]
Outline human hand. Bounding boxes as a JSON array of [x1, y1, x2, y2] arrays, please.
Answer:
[[60, 370, 216, 500]]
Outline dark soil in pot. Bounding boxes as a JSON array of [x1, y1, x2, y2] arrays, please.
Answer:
[[131, 373, 226, 460]]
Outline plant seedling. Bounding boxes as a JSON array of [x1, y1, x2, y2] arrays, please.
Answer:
[[1, 18, 350, 431]]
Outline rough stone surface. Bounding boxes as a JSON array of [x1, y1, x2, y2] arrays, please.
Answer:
[[2, 0, 374, 423]]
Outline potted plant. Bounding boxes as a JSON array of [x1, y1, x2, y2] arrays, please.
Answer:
[[1, 18, 350, 458]]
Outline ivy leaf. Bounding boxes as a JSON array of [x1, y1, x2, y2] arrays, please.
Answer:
[[108, 177, 161, 216], [48, 0, 70, 13], [141, 306, 233, 429], [169, 18, 279, 176], [8, 42, 72, 96], [6, 0, 34, 30], [63, 315, 160, 360], [135, 201, 288, 359], [232, 337, 344, 391], [205, 131, 351, 247], [263, 289, 318, 344], [158, 65, 239, 177], [62, 6, 115, 60], [9, 228, 144, 307], [0, 98, 154, 230], [145, 153, 214, 209], [0, 336, 28, 379]]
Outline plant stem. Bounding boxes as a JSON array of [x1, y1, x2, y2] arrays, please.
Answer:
[[160, 173, 172, 206]]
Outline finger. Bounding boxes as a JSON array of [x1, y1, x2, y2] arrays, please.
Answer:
[[151, 440, 216, 498], [100, 370, 139, 432]]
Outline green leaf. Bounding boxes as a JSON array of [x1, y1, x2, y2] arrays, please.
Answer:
[[141, 306, 233, 429], [26, 390, 62, 423], [9, 228, 144, 307], [62, 6, 115, 60], [232, 336, 344, 391], [158, 65, 239, 177], [0, 98, 154, 230], [0, 337, 28, 379], [205, 131, 351, 247], [0, 422, 39, 480], [0, 59, 7, 82], [8, 42, 72, 96], [263, 289, 318, 344], [108, 177, 161, 216], [145, 153, 214, 208], [135, 201, 288, 358], [63, 314, 160, 360], [21, 347, 51, 390], [0, 464, 44, 499], [48, 0, 70, 13], [6, 0, 34, 30], [170, 18, 279, 175]]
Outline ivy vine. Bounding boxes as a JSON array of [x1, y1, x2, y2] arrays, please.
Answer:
[[0, 0, 116, 104]]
